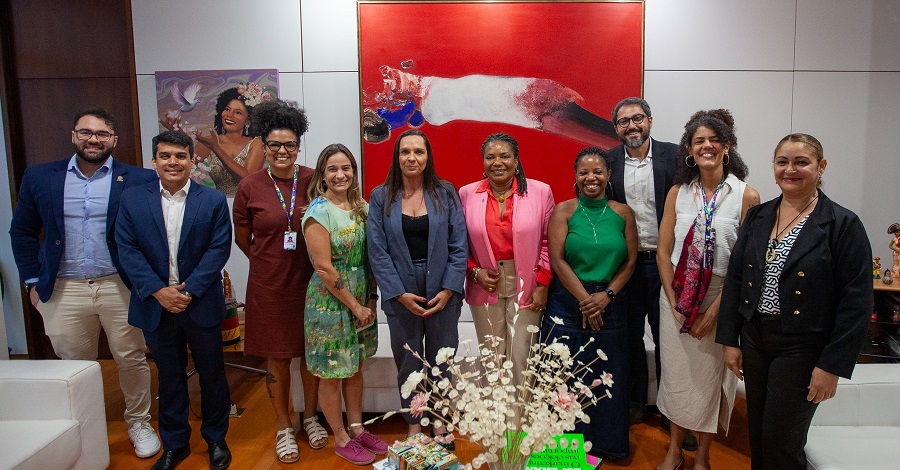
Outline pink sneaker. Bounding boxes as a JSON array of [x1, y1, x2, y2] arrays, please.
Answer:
[[335, 439, 375, 465], [353, 430, 389, 454]]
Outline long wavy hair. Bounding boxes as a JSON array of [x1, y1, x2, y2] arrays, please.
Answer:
[[306, 143, 367, 221], [379, 129, 453, 216]]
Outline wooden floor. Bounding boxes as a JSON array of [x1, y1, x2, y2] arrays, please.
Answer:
[[101, 360, 750, 469]]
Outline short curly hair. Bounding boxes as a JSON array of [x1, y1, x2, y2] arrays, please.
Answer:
[[675, 109, 748, 184], [249, 99, 309, 141]]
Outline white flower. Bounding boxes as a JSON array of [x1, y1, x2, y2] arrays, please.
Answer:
[[400, 370, 424, 398], [596, 348, 608, 361], [526, 324, 540, 334], [601, 371, 614, 387], [550, 316, 564, 325], [584, 441, 593, 452], [435, 347, 455, 365]]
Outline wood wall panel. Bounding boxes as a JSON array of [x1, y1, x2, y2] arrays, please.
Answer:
[[10, 0, 132, 79], [16, 77, 140, 168]]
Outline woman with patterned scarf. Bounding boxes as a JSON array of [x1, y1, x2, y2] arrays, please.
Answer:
[[654, 109, 759, 470]]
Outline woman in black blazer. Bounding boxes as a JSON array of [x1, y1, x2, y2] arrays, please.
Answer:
[[716, 133, 873, 470]]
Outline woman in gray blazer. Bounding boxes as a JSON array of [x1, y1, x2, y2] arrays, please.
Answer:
[[367, 129, 468, 443]]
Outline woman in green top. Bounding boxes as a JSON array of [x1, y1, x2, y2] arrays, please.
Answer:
[[542, 147, 637, 459]]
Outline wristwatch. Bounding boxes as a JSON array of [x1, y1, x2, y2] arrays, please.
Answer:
[[605, 289, 617, 301], [181, 290, 193, 299], [471, 266, 481, 282]]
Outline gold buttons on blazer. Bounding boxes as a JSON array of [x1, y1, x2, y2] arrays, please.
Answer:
[[795, 291, 801, 295], [798, 272, 805, 277], [748, 282, 753, 287], [793, 310, 800, 315]]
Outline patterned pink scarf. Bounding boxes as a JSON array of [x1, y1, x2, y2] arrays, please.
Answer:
[[671, 180, 723, 333]]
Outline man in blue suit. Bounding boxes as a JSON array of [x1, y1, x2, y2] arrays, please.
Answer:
[[9, 107, 161, 458], [116, 130, 233, 470]]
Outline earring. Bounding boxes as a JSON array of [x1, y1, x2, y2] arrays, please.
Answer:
[[573, 182, 579, 195], [685, 155, 697, 167], [724, 153, 730, 165], [483, 172, 487, 179], [244, 123, 250, 134], [515, 167, 519, 175]]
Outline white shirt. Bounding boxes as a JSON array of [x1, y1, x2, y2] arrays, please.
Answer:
[[623, 139, 659, 251], [671, 173, 747, 277], [160, 181, 191, 285]]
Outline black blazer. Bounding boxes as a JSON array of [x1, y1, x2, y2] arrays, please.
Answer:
[[716, 191, 873, 378], [607, 138, 679, 226]]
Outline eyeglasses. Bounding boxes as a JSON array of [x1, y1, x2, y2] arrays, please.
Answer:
[[265, 140, 300, 152], [615, 114, 647, 128], [74, 129, 115, 142]]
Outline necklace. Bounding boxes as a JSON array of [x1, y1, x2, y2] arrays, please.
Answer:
[[766, 195, 818, 262], [579, 200, 608, 243], [490, 183, 513, 203]]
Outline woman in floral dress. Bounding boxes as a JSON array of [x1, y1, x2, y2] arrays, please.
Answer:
[[302, 143, 387, 466]]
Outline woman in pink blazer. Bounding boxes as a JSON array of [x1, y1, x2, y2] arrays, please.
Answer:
[[459, 133, 555, 386]]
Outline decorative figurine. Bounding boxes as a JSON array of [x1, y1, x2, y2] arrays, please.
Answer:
[[883, 269, 893, 285], [889, 223, 900, 277], [874, 257, 882, 279]]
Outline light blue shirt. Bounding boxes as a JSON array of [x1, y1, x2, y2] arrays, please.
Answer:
[[57, 155, 117, 279]]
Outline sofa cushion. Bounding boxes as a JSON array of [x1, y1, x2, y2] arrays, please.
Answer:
[[0, 420, 81, 470], [805, 425, 900, 470]]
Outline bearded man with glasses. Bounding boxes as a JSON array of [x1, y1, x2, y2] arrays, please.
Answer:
[[9, 107, 162, 458], [606, 98, 699, 451]]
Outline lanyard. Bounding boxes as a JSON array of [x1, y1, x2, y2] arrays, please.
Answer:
[[267, 165, 298, 231], [698, 178, 725, 243]]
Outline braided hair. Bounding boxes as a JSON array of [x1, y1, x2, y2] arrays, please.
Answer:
[[481, 132, 528, 195]]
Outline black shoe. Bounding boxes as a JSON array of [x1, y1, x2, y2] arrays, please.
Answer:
[[208, 440, 232, 470], [629, 406, 646, 425], [681, 431, 699, 452], [151, 448, 189, 470]]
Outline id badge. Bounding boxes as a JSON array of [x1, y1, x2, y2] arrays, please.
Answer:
[[283, 231, 297, 250]]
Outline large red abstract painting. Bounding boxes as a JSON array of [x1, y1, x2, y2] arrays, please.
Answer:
[[359, 1, 644, 200]]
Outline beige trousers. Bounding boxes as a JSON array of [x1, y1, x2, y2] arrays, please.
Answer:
[[470, 259, 542, 387], [38, 275, 152, 426]]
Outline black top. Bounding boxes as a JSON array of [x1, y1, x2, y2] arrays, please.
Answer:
[[402, 214, 429, 261]]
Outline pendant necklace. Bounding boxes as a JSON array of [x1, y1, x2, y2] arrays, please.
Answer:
[[766, 195, 818, 262], [579, 201, 608, 243], [492, 186, 512, 203]]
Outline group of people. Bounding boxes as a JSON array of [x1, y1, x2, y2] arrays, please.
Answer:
[[8, 95, 873, 470]]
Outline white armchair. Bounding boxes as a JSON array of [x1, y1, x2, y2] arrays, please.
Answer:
[[805, 363, 900, 470], [0, 360, 109, 470]]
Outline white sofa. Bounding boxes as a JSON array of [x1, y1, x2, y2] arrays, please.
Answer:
[[805, 363, 900, 470], [0, 360, 109, 470]]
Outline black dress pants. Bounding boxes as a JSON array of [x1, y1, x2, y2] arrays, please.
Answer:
[[741, 315, 827, 470]]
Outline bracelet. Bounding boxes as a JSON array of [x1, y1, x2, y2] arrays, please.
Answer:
[[471, 266, 481, 282], [605, 289, 617, 301]]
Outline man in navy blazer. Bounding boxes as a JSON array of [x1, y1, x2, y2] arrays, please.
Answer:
[[115, 130, 233, 470], [607, 97, 697, 448], [9, 107, 161, 457]]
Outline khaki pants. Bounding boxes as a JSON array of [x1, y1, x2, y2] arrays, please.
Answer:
[[470, 259, 541, 387], [38, 275, 152, 426]]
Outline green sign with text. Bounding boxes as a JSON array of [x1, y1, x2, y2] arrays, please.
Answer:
[[525, 434, 598, 470]]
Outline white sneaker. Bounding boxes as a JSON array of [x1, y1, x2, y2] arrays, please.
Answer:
[[128, 421, 161, 458]]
